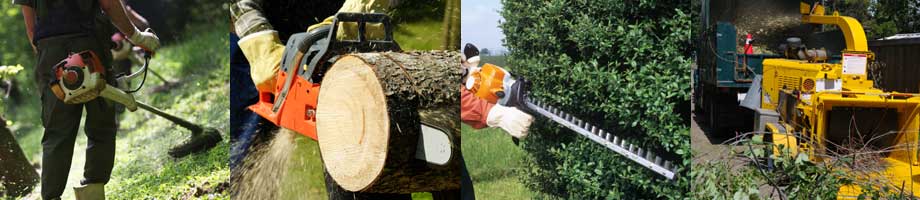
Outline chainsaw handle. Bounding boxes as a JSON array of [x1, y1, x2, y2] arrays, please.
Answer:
[[328, 12, 397, 46]]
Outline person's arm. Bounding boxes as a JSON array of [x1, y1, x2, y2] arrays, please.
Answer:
[[461, 87, 494, 129], [21, 5, 36, 53], [461, 87, 533, 138], [99, 0, 159, 50], [124, 5, 149, 30], [99, 0, 136, 36]]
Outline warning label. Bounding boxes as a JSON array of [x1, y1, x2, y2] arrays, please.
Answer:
[[842, 53, 867, 75]]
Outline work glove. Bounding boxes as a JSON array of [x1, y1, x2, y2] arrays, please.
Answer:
[[128, 28, 160, 51], [486, 104, 534, 139], [238, 30, 285, 92], [307, 0, 390, 40]]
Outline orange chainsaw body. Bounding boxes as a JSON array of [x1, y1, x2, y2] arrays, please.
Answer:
[[249, 69, 320, 140], [248, 13, 400, 141]]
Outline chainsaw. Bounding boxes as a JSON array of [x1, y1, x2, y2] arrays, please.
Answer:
[[49, 48, 222, 158], [249, 12, 455, 165], [466, 59, 680, 180]]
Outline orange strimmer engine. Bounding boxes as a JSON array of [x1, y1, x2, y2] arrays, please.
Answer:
[[249, 13, 401, 140]]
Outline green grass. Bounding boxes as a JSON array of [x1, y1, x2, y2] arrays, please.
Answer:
[[103, 25, 231, 199], [10, 24, 230, 199], [395, 19, 446, 51], [479, 55, 508, 67], [279, 135, 327, 199], [462, 124, 535, 199]]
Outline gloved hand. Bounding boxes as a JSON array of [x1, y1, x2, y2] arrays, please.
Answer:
[[128, 28, 160, 51], [238, 30, 285, 92], [307, 0, 390, 40], [486, 104, 534, 139]]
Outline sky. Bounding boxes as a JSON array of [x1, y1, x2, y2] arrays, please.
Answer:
[[460, 0, 507, 54]]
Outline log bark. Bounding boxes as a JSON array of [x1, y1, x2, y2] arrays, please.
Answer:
[[316, 51, 461, 193], [0, 116, 39, 197]]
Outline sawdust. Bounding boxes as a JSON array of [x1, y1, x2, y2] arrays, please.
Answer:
[[729, 0, 805, 54], [231, 129, 297, 199]]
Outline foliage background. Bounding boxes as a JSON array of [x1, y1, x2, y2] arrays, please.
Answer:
[[499, 0, 693, 198], [832, 0, 920, 39]]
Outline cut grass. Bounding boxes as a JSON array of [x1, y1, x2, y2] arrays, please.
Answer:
[[104, 25, 231, 199], [462, 124, 535, 199]]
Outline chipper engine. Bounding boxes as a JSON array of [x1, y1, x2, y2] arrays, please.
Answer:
[[743, 2, 920, 197]]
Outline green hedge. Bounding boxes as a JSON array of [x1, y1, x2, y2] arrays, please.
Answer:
[[499, 0, 692, 198]]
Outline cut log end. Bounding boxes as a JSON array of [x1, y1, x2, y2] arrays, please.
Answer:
[[316, 55, 390, 191], [316, 51, 462, 193]]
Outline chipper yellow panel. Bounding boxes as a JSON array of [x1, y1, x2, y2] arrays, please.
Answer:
[[823, 94, 920, 198], [751, 2, 920, 198]]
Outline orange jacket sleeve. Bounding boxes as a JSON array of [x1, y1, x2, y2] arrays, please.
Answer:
[[461, 86, 494, 129]]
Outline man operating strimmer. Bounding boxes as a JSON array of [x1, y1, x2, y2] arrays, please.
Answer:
[[16, 0, 159, 199]]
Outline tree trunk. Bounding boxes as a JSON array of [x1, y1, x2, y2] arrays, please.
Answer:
[[447, 0, 461, 50], [441, 0, 454, 50], [316, 51, 461, 193], [0, 115, 39, 197]]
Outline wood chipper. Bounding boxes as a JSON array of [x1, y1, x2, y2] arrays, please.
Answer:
[[742, 2, 920, 197]]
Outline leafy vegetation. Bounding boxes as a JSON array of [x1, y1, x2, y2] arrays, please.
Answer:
[[499, 0, 692, 198], [691, 138, 904, 199], [833, 0, 920, 39]]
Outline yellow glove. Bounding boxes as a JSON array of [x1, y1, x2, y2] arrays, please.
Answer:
[[307, 0, 390, 40], [238, 30, 285, 92]]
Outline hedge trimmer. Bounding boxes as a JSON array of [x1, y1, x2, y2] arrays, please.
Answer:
[[467, 62, 680, 180]]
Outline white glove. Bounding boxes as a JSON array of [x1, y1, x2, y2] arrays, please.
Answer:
[[128, 28, 160, 51], [486, 104, 534, 139], [111, 40, 132, 61]]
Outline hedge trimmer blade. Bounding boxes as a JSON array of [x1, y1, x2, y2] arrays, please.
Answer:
[[524, 98, 679, 180]]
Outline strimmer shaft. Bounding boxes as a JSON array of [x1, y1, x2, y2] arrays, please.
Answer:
[[524, 99, 679, 179]]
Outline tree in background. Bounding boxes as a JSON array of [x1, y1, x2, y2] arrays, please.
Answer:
[[480, 48, 491, 56], [441, 0, 460, 50], [500, 0, 691, 199], [834, 0, 920, 39]]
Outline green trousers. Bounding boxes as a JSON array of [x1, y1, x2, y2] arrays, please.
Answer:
[[35, 34, 116, 200]]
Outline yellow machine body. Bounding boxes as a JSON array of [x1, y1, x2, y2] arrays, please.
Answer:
[[759, 2, 920, 198], [469, 63, 510, 104]]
